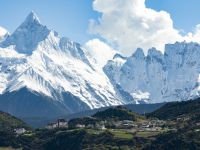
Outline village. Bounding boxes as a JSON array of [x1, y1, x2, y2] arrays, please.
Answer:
[[14, 106, 189, 137], [14, 113, 193, 137], [45, 117, 167, 133]]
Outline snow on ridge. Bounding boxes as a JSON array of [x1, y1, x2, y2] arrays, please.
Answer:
[[0, 12, 128, 109], [105, 41, 200, 103], [1, 11, 199, 111]]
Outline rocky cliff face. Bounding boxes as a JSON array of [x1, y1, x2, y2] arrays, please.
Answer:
[[104, 42, 200, 103]]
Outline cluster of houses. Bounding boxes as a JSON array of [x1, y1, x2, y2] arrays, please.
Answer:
[[176, 116, 190, 122], [46, 118, 166, 132], [46, 118, 68, 129], [46, 118, 106, 130], [113, 119, 165, 131], [137, 120, 165, 131], [75, 122, 106, 130]]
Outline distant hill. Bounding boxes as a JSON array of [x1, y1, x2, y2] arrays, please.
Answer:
[[0, 111, 30, 148], [147, 98, 200, 120], [144, 98, 200, 150], [0, 111, 30, 131], [66, 103, 164, 120], [92, 106, 143, 121], [68, 106, 144, 128]]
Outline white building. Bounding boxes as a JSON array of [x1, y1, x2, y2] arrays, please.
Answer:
[[76, 124, 85, 128], [96, 124, 106, 130], [46, 122, 58, 129], [14, 128, 26, 134], [46, 118, 68, 129], [58, 119, 68, 128]]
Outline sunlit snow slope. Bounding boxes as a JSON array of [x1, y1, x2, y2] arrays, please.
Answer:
[[0, 12, 133, 117]]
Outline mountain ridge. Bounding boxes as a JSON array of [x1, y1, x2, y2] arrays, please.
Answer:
[[105, 41, 200, 103], [0, 12, 200, 119], [0, 12, 134, 118]]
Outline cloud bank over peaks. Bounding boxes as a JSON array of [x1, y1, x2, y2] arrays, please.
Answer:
[[0, 26, 8, 39], [84, 38, 116, 67], [89, 0, 200, 56]]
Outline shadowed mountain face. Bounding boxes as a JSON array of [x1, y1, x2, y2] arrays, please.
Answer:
[[0, 88, 90, 119]]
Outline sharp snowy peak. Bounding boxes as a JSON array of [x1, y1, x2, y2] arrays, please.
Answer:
[[1, 12, 50, 54], [105, 42, 200, 103], [0, 12, 130, 117]]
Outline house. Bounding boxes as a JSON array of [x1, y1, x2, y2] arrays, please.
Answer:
[[46, 118, 68, 129], [58, 119, 68, 128], [46, 122, 58, 129], [14, 128, 26, 134], [176, 116, 190, 122], [86, 124, 95, 129], [195, 129, 200, 132], [76, 124, 85, 128], [115, 121, 123, 128], [96, 124, 106, 130], [123, 120, 134, 124], [196, 122, 200, 126]]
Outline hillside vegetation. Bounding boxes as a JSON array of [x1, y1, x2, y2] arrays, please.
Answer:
[[0, 111, 30, 149], [145, 98, 200, 149], [92, 106, 143, 121], [147, 98, 200, 120], [1, 98, 200, 149], [0, 111, 30, 131]]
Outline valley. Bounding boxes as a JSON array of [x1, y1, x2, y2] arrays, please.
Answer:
[[0, 98, 200, 150], [0, 1, 200, 150]]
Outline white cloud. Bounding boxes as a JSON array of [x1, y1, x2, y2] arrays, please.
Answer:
[[89, 0, 200, 56], [184, 24, 200, 42], [0, 26, 8, 37], [0, 26, 8, 42], [84, 39, 116, 67]]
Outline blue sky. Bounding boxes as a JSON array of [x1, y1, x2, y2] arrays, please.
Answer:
[[0, 0, 200, 45], [0, 0, 98, 43], [146, 0, 200, 34]]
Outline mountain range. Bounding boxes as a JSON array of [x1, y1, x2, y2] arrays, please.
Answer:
[[0, 12, 200, 119]]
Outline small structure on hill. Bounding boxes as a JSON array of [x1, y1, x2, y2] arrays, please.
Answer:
[[46, 122, 58, 129], [176, 116, 190, 122], [76, 124, 85, 128], [58, 118, 68, 127], [14, 128, 26, 134], [96, 124, 106, 130], [46, 118, 68, 129], [86, 124, 95, 129]]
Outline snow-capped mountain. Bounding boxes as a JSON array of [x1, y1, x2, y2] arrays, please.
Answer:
[[1, 11, 200, 118], [0, 12, 132, 118], [104, 42, 200, 103]]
